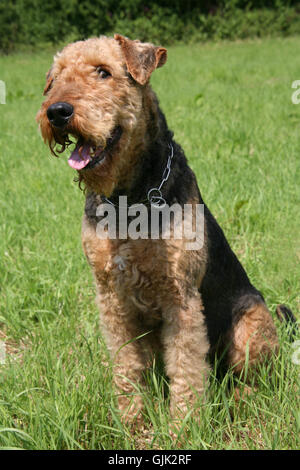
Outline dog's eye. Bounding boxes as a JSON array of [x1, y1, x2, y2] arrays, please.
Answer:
[[96, 67, 111, 79]]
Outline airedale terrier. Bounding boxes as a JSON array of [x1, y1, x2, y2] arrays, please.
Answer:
[[36, 34, 296, 424]]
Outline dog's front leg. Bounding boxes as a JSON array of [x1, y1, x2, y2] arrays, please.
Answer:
[[161, 290, 210, 419], [97, 294, 146, 424]]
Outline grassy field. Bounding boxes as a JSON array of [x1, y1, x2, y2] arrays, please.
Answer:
[[0, 36, 299, 450]]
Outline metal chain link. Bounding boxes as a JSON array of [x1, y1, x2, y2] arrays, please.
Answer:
[[147, 143, 174, 208]]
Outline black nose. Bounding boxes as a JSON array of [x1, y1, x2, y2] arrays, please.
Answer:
[[47, 102, 74, 128]]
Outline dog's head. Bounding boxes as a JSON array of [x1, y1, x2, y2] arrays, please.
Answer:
[[36, 35, 167, 196]]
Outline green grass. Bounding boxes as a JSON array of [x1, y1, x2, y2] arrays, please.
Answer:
[[0, 36, 299, 450]]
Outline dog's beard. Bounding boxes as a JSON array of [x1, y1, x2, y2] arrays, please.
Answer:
[[47, 128, 72, 158], [47, 126, 122, 172]]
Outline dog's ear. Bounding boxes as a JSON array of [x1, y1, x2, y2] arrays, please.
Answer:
[[43, 68, 53, 95], [114, 34, 167, 86]]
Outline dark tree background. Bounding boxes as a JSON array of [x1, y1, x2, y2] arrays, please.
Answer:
[[1, 0, 300, 52]]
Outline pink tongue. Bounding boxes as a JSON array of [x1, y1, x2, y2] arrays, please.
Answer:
[[68, 142, 92, 170]]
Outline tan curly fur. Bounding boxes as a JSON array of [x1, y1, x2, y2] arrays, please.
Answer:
[[228, 303, 278, 377]]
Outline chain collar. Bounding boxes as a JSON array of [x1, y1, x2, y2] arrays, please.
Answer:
[[147, 143, 173, 208], [102, 143, 174, 209]]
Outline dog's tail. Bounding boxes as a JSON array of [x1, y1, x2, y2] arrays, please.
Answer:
[[276, 304, 298, 340]]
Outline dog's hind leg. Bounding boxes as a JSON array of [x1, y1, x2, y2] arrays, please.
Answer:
[[228, 302, 279, 378]]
